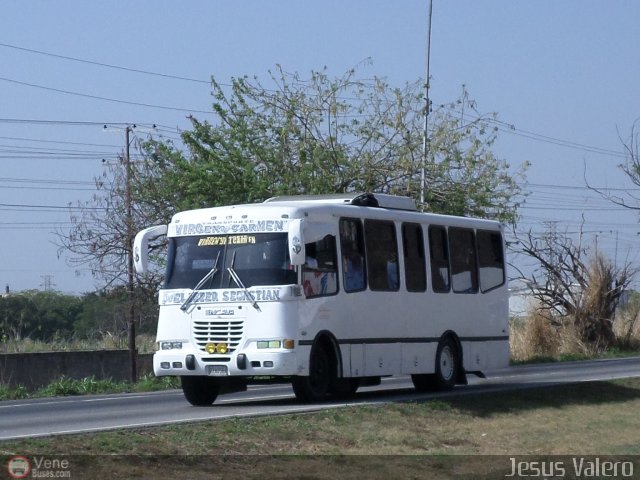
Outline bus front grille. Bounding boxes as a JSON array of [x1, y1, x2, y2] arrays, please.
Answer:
[[193, 319, 244, 353]]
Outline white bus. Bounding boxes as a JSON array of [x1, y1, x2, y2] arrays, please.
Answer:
[[134, 193, 509, 406]]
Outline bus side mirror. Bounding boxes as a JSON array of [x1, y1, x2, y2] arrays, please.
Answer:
[[133, 225, 168, 274], [288, 219, 306, 266]]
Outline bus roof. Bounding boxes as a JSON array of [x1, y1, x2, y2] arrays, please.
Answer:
[[169, 193, 503, 232], [264, 193, 417, 211]]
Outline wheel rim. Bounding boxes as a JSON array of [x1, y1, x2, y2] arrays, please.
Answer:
[[439, 345, 455, 381]]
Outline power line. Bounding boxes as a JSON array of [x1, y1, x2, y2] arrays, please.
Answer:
[[0, 76, 214, 115], [438, 108, 628, 159], [0, 41, 211, 85], [0, 118, 133, 126], [0, 185, 94, 192], [483, 117, 626, 159], [0, 177, 93, 186], [0, 202, 105, 211], [0, 38, 631, 162], [524, 182, 636, 192], [0, 135, 120, 149]]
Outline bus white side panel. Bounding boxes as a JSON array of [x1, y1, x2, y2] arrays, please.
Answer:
[[364, 344, 401, 376], [401, 343, 437, 375], [462, 342, 487, 372], [349, 344, 364, 377]]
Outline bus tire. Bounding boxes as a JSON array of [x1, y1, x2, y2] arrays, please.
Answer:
[[434, 336, 459, 391], [292, 343, 333, 403], [330, 377, 360, 396], [181, 376, 220, 406], [411, 373, 436, 392]]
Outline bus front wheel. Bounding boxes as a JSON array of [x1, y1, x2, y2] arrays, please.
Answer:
[[292, 343, 333, 403], [181, 376, 220, 406]]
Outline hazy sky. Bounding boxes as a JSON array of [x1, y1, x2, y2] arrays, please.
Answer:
[[1, 1, 639, 294]]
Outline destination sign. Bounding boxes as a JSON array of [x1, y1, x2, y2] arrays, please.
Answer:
[[173, 220, 287, 236]]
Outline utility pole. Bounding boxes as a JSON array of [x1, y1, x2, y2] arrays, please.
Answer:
[[420, 0, 434, 209], [124, 125, 137, 383], [40, 275, 55, 292]]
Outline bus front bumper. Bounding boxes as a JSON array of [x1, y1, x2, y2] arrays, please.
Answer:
[[153, 350, 298, 377]]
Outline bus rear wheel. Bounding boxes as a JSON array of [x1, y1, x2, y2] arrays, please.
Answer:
[[181, 376, 220, 406], [292, 343, 333, 403], [434, 337, 459, 390]]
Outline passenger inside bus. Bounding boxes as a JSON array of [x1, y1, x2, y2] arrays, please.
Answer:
[[340, 219, 366, 292], [343, 251, 365, 291], [302, 238, 338, 297]]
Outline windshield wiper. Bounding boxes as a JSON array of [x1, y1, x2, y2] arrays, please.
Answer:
[[180, 251, 221, 312], [227, 251, 261, 312]]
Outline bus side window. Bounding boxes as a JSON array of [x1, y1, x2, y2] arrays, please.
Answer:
[[449, 227, 479, 294], [340, 218, 366, 292], [428, 225, 450, 293], [402, 223, 426, 292], [477, 230, 505, 292], [364, 219, 399, 291], [302, 235, 338, 298]]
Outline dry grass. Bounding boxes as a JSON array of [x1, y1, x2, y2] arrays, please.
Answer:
[[511, 297, 640, 363], [510, 312, 595, 362], [614, 296, 640, 348]]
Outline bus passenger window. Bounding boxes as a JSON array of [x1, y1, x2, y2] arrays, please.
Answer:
[[449, 227, 478, 294], [340, 218, 366, 292], [302, 235, 338, 298], [402, 223, 427, 292], [477, 230, 505, 292], [428, 225, 450, 293], [364, 219, 399, 291]]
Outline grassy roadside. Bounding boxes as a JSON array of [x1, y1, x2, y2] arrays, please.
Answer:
[[2, 378, 640, 479], [0, 374, 180, 401]]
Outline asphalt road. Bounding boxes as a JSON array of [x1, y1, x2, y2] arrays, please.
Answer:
[[2, 356, 640, 441]]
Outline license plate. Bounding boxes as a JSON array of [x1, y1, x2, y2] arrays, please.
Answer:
[[207, 365, 229, 376]]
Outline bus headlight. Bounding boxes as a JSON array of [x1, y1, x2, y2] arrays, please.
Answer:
[[256, 339, 295, 349], [160, 341, 183, 350]]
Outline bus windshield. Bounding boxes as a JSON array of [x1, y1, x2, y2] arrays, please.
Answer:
[[164, 232, 296, 290]]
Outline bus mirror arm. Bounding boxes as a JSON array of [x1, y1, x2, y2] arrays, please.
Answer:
[[288, 219, 306, 266], [133, 225, 168, 274]]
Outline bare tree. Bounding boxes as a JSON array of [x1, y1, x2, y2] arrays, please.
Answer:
[[587, 119, 640, 210], [514, 222, 636, 347], [56, 152, 165, 291]]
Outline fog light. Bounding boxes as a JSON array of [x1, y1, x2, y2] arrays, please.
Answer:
[[172, 362, 183, 369], [206, 342, 228, 354], [160, 362, 170, 369], [263, 361, 274, 368]]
